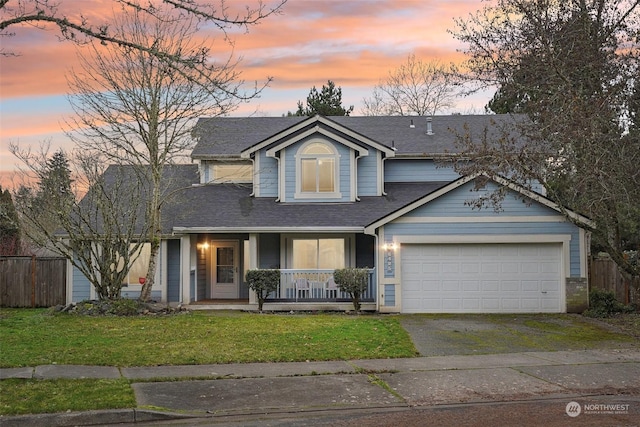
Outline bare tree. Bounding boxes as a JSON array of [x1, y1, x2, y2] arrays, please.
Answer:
[[450, 0, 640, 280], [1, 0, 285, 63], [65, 5, 253, 301], [361, 55, 460, 116], [11, 145, 148, 299]]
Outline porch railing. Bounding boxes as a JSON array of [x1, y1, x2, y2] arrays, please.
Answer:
[[268, 269, 376, 302]]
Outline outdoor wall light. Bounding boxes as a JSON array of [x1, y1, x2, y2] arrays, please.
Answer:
[[382, 242, 397, 251], [197, 242, 210, 251]]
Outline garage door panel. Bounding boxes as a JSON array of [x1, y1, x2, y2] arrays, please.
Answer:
[[521, 262, 540, 273], [521, 298, 541, 309], [462, 280, 479, 291], [462, 262, 480, 273], [442, 280, 460, 291], [501, 263, 519, 274], [422, 263, 440, 274], [482, 263, 500, 274], [541, 280, 560, 292], [442, 299, 462, 310], [501, 280, 520, 292], [481, 280, 499, 291], [463, 299, 481, 310], [422, 280, 440, 291], [401, 243, 563, 313]]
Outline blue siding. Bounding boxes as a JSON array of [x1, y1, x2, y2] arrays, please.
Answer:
[[259, 234, 280, 268], [72, 263, 91, 302], [381, 181, 583, 276], [121, 290, 162, 300], [257, 151, 278, 197], [167, 239, 181, 302], [385, 159, 461, 182], [407, 181, 560, 217], [357, 154, 378, 196], [384, 284, 395, 306]]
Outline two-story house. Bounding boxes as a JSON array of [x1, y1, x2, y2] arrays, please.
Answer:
[[68, 115, 592, 313]]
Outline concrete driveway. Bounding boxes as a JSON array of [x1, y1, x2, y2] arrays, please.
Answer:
[[398, 313, 638, 357]]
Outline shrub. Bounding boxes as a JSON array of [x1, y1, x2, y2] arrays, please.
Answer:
[[583, 289, 635, 318], [245, 269, 280, 311], [333, 268, 370, 312]]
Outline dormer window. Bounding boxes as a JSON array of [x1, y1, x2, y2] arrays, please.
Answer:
[[296, 141, 341, 199]]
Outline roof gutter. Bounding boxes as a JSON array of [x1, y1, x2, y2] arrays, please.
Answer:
[[173, 226, 364, 234]]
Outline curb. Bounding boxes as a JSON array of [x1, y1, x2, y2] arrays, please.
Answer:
[[0, 409, 194, 427]]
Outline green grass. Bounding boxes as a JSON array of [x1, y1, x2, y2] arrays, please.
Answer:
[[0, 309, 417, 416], [0, 309, 417, 367], [0, 379, 135, 416]]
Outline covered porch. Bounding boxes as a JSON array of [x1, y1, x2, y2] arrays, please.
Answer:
[[182, 232, 377, 309]]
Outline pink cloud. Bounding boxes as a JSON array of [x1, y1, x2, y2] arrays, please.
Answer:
[[1, 0, 489, 182]]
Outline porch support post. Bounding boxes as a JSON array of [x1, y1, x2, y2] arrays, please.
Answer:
[[248, 233, 259, 304], [180, 235, 191, 304]]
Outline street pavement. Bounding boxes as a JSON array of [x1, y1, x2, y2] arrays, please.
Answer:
[[1, 348, 639, 426]]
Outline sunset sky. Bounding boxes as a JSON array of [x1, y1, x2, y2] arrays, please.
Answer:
[[0, 0, 492, 187]]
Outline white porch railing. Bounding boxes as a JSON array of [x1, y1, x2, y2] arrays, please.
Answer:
[[269, 269, 376, 302]]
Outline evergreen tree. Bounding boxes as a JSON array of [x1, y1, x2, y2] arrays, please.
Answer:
[[295, 80, 354, 116], [36, 150, 74, 235], [0, 185, 21, 255]]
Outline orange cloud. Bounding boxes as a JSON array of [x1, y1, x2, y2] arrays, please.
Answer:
[[1, 0, 489, 180]]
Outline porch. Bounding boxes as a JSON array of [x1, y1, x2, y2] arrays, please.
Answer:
[[268, 269, 376, 303], [187, 268, 376, 311]]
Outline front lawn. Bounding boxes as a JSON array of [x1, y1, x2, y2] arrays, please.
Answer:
[[0, 309, 417, 368]]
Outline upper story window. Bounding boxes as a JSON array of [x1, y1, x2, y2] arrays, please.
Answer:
[[296, 141, 341, 199], [202, 161, 253, 184]]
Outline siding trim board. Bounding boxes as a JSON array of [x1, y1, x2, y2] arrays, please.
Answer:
[[394, 216, 567, 223]]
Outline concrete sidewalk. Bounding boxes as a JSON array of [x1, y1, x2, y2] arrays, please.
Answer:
[[2, 348, 640, 426]]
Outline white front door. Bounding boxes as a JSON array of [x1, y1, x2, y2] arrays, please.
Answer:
[[211, 241, 239, 299]]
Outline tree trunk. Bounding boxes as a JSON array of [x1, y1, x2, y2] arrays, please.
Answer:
[[140, 238, 160, 302]]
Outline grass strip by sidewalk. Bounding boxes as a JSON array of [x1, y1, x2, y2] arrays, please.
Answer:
[[0, 379, 135, 416]]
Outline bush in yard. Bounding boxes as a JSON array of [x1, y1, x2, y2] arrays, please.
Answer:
[[583, 289, 635, 318], [334, 268, 370, 312], [245, 269, 280, 311]]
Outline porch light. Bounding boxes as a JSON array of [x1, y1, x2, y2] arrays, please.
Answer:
[[382, 242, 397, 251], [197, 242, 210, 251]]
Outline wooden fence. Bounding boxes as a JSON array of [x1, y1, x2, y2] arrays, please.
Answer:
[[0, 256, 67, 308], [589, 257, 639, 306]]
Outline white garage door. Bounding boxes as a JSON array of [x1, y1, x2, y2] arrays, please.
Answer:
[[401, 243, 563, 313]]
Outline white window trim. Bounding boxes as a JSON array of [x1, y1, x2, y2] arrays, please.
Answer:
[[294, 139, 342, 199], [282, 234, 355, 269]]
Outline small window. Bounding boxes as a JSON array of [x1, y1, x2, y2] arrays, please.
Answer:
[[212, 163, 253, 183]]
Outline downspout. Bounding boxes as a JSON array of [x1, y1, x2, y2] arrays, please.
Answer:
[[248, 156, 256, 197], [354, 151, 364, 201], [381, 155, 389, 196], [273, 154, 281, 202]]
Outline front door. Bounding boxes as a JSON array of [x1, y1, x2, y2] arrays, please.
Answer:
[[211, 241, 239, 299]]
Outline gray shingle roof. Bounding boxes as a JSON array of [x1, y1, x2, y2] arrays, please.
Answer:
[[191, 114, 526, 158], [165, 180, 449, 232]]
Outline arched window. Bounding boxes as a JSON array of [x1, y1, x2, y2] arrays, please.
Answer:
[[297, 141, 340, 196]]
